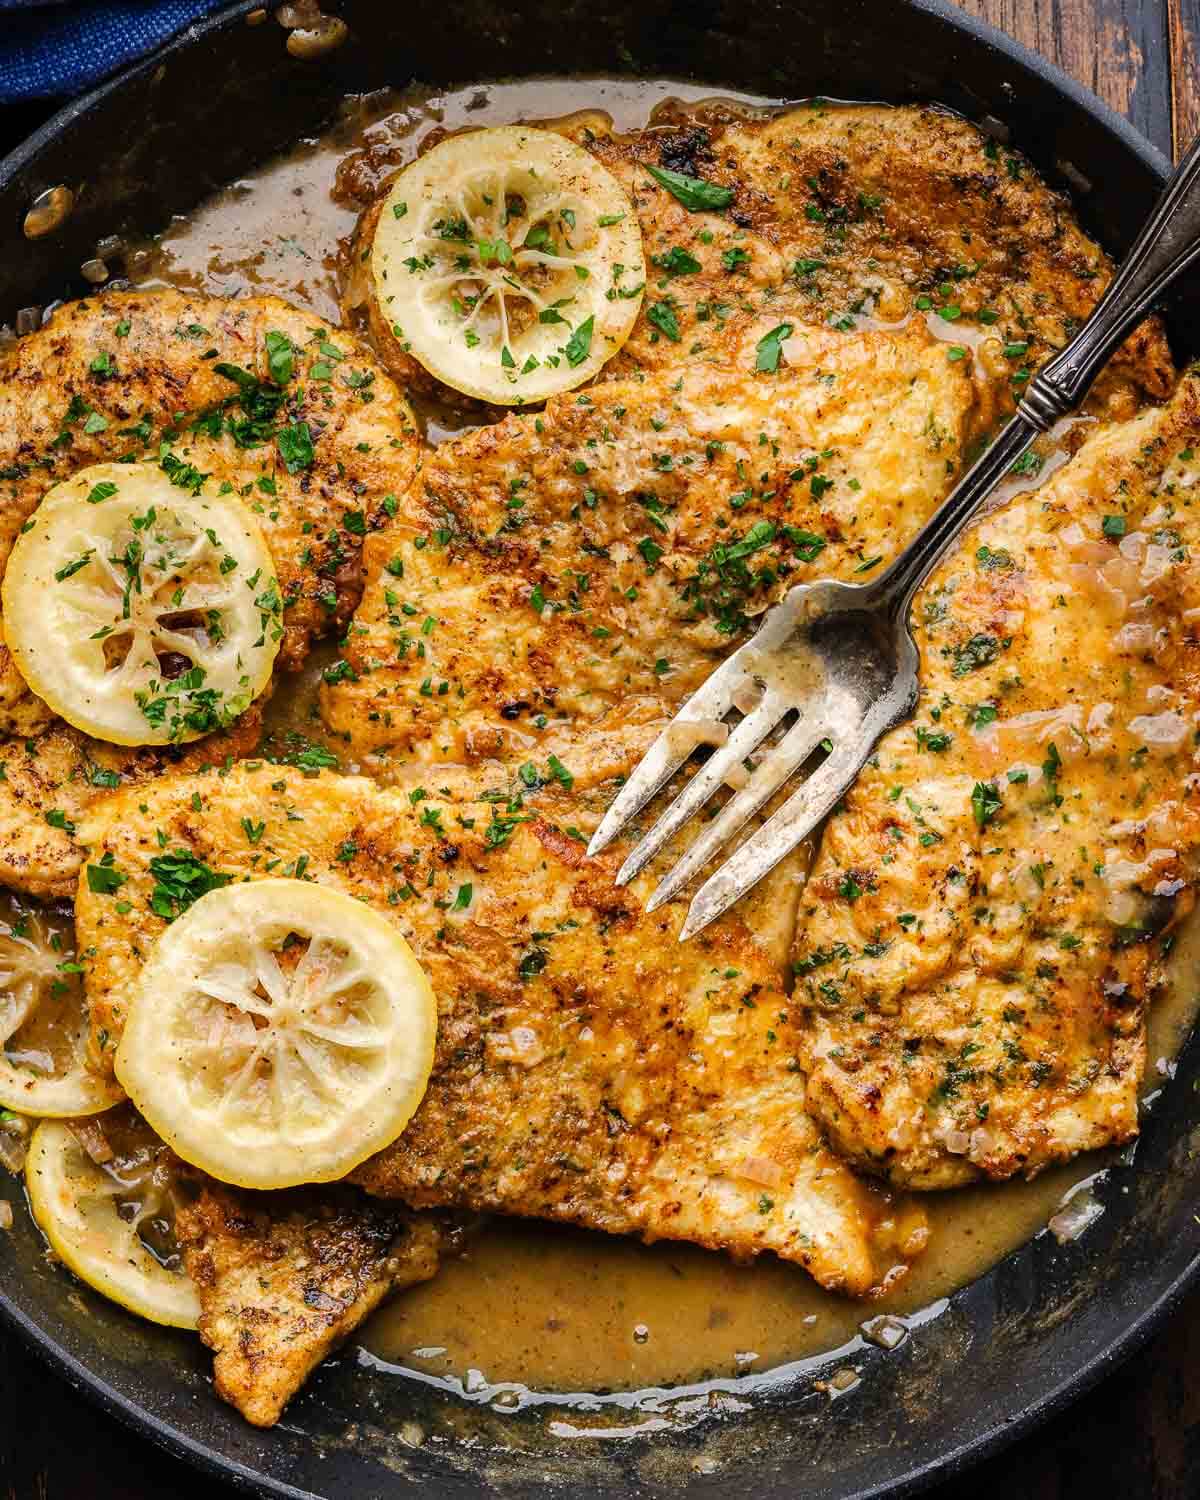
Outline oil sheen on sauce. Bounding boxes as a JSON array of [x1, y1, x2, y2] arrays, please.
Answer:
[[105, 78, 1200, 1404]]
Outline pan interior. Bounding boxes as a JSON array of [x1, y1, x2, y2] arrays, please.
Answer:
[[1, 5, 1199, 1498]]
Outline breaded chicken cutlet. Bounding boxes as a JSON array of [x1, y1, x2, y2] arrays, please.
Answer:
[[320, 322, 981, 761], [795, 374, 1200, 1188], [176, 1181, 446, 1427], [0, 289, 419, 897], [75, 759, 928, 1301], [0, 98, 1190, 1435], [348, 102, 1171, 420]]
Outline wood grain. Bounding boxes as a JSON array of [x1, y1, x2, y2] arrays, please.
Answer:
[[1168, 0, 1200, 152], [957, 0, 1174, 154]]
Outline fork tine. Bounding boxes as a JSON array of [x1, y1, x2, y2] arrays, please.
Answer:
[[586, 648, 759, 857], [677, 744, 867, 941], [643, 713, 829, 911], [614, 693, 789, 886]]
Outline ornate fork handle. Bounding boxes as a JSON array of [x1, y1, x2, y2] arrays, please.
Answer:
[[880, 129, 1200, 618], [1029, 131, 1200, 422]]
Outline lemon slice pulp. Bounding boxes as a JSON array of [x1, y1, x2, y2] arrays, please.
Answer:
[[114, 878, 438, 1190], [2, 463, 283, 746], [25, 1119, 200, 1329], [372, 124, 645, 403], [0, 907, 124, 1118]]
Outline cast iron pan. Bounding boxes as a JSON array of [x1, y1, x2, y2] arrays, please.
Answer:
[[1, 2, 1199, 1495]]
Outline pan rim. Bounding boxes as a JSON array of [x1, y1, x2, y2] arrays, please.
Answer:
[[0, 1, 1189, 1496]]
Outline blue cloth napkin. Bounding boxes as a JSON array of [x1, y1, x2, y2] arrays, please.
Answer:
[[0, 1, 230, 103]]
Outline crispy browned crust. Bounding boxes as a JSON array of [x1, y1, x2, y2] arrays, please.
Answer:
[[794, 372, 1200, 1188], [347, 102, 1172, 417], [0, 706, 264, 900], [0, 288, 420, 669], [77, 760, 928, 1299], [0, 286, 420, 899], [321, 325, 978, 761], [176, 1181, 442, 1428]]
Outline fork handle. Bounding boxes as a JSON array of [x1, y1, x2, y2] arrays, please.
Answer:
[[881, 129, 1200, 615], [1024, 129, 1200, 426]]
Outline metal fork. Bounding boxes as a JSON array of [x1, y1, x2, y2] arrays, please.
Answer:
[[589, 131, 1200, 940]]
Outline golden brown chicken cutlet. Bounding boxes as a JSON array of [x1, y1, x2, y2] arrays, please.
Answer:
[[349, 103, 1171, 421], [75, 760, 927, 1298], [0, 714, 263, 900], [176, 1181, 445, 1427], [321, 321, 979, 760], [0, 289, 419, 665], [0, 288, 418, 897], [793, 373, 1200, 1188]]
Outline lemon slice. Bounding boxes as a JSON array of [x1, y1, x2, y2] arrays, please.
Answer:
[[0, 908, 124, 1118], [25, 1119, 200, 1329], [2, 463, 283, 746], [372, 125, 645, 403], [114, 878, 437, 1190]]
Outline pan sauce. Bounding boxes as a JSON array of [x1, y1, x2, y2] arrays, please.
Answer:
[[104, 77, 1200, 1400]]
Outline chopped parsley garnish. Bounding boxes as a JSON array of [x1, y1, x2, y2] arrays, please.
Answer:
[[277, 421, 314, 473], [54, 550, 93, 582], [271, 739, 339, 774], [518, 945, 549, 981], [971, 780, 1003, 828], [564, 315, 595, 367], [637, 537, 664, 570], [782, 526, 827, 562], [547, 754, 574, 789], [264, 330, 295, 385], [135, 663, 239, 742], [86, 855, 127, 895], [160, 451, 209, 495], [794, 942, 851, 976], [147, 849, 231, 921], [652, 246, 702, 277], [755, 323, 793, 373], [211, 362, 286, 447], [644, 163, 734, 212], [647, 301, 681, 342], [485, 812, 528, 849], [1042, 741, 1062, 782], [951, 633, 1002, 677], [683, 521, 781, 634]]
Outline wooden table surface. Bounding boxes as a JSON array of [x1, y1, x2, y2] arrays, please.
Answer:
[[4, 2, 1200, 1496]]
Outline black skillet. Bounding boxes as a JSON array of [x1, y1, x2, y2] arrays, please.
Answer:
[[1, 1, 1199, 1495]]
